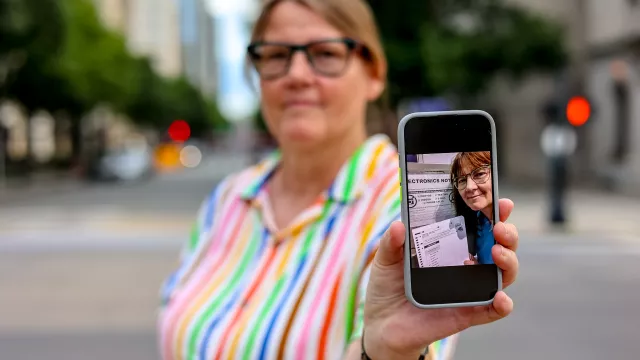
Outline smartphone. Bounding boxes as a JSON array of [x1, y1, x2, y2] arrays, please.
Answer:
[[398, 110, 501, 308]]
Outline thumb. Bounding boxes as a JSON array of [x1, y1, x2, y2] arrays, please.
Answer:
[[374, 221, 406, 267]]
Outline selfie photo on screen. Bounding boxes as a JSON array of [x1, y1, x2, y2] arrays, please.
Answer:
[[406, 151, 495, 268]]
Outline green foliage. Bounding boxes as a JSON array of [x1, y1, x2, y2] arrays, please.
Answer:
[[368, 0, 568, 106], [252, 110, 268, 133], [124, 58, 228, 136], [0, 0, 63, 56], [367, 0, 433, 107], [1, 0, 69, 113], [1, 0, 228, 135], [205, 98, 230, 131], [54, 0, 141, 113]]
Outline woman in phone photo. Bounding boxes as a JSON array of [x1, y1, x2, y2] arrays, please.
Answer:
[[450, 151, 496, 266], [157, 1, 520, 359]]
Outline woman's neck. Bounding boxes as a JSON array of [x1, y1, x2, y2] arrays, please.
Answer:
[[480, 207, 493, 221], [272, 130, 367, 199]]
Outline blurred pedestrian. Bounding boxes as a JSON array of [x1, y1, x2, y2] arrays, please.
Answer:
[[157, 1, 520, 359]]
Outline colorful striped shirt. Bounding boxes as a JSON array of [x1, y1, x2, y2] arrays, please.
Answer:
[[157, 134, 458, 360]]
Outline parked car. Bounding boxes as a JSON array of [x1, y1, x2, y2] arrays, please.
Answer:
[[90, 142, 155, 182]]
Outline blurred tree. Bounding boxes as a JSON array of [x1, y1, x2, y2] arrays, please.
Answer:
[[124, 57, 229, 137], [2, 0, 227, 171], [159, 76, 229, 136], [0, 0, 65, 104], [3, 0, 141, 167], [53, 0, 140, 113], [0, 0, 70, 172], [368, 0, 567, 107], [252, 110, 268, 133], [1, 0, 136, 115]]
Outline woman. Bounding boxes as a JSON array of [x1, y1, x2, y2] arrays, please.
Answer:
[[157, 1, 520, 359], [450, 152, 495, 266]]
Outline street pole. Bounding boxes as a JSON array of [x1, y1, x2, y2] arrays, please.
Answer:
[[0, 129, 5, 193], [0, 112, 7, 193], [549, 151, 567, 224], [571, 0, 590, 178], [549, 72, 568, 226], [544, 0, 590, 226], [541, 70, 578, 227]]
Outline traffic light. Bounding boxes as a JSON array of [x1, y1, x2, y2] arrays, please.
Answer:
[[168, 120, 191, 143], [565, 96, 591, 127]]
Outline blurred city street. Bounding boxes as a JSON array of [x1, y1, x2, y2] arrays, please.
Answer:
[[3, 0, 640, 358], [0, 153, 639, 359]]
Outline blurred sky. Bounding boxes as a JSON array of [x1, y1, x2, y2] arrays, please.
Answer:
[[207, 0, 260, 121], [206, 0, 257, 17]]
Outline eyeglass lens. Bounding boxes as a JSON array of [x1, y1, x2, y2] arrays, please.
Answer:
[[250, 40, 354, 79], [455, 166, 490, 190]]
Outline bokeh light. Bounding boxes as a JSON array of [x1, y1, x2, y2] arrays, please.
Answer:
[[168, 120, 191, 142], [566, 96, 591, 127], [179, 145, 202, 168], [154, 143, 181, 170]]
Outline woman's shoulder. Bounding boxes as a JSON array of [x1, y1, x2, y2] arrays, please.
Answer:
[[357, 134, 400, 188], [339, 135, 401, 209]]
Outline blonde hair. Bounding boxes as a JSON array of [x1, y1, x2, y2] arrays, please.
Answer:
[[246, 0, 394, 140], [246, 0, 397, 145], [249, 0, 387, 81]]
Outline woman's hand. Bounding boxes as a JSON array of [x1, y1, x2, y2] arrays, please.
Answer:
[[463, 254, 478, 265], [362, 199, 519, 359]]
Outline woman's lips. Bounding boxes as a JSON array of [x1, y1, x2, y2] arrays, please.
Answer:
[[285, 100, 318, 107]]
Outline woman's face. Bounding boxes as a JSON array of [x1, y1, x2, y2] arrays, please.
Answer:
[[458, 163, 493, 212], [257, 2, 384, 150]]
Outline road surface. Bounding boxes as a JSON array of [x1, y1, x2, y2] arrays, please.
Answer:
[[0, 158, 639, 359]]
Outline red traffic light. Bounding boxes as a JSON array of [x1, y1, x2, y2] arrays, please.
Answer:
[[168, 120, 191, 142], [566, 96, 591, 127]]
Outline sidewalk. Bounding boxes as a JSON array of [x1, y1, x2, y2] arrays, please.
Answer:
[[0, 209, 193, 251], [500, 184, 640, 241], [0, 151, 254, 206], [2, 156, 638, 246], [0, 172, 86, 205]]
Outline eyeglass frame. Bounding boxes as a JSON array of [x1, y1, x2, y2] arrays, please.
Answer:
[[452, 165, 491, 191], [246, 37, 369, 80]]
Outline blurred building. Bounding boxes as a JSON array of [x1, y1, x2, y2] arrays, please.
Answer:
[[87, 0, 183, 172], [484, 0, 590, 185], [584, 0, 640, 193], [179, 0, 217, 98], [487, 0, 640, 194], [92, 0, 182, 78]]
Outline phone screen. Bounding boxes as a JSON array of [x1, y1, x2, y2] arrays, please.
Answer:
[[400, 112, 499, 306]]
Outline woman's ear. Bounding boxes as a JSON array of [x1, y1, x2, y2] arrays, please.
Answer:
[[366, 77, 385, 102]]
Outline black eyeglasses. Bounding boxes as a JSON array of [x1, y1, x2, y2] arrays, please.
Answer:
[[247, 38, 366, 80], [453, 165, 491, 190]]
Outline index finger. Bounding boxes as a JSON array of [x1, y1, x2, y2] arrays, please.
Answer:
[[498, 198, 514, 223]]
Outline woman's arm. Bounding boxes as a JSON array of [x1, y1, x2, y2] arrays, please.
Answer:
[[341, 199, 520, 360], [341, 334, 429, 360]]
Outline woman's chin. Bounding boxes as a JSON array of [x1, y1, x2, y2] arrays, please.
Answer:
[[467, 201, 486, 212], [279, 127, 325, 147]]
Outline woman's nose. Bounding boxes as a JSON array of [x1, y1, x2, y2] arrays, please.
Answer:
[[465, 178, 478, 191], [287, 52, 314, 81]]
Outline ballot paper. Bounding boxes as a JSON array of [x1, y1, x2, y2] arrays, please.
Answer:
[[411, 216, 470, 268], [407, 172, 456, 228]]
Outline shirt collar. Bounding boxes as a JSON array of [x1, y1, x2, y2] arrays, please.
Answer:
[[477, 211, 492, 224], [240, 134, 397, 204]]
